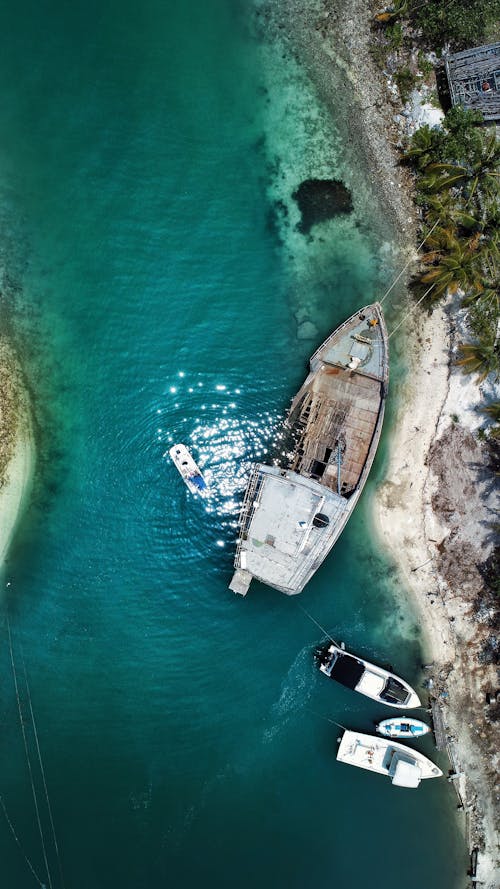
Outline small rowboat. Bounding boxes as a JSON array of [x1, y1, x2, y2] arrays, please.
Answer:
[[169, 444, 208, 496], [376, 717, 430, 739]]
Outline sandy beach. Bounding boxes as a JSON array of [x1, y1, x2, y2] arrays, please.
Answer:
[[375, 305, 499, 887], [0, 338, 34, 573]]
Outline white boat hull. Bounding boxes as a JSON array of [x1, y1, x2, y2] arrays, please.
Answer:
[[376, 717, 430, 739], [337, 730, 442, 788], [169, 444, 208, 497], [318, 643, 421, 709]]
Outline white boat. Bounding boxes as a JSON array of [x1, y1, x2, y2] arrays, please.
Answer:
[[376, 717, 430, 739], [169, 444, 208, 496], [316, 642, 421, 708], [337, 730, 442, 788]]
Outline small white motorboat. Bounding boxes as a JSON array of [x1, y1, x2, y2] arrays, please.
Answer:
[[376, 717, 430, 739], [169, 444, 208, 496], [337, 730, 442, 788], [316, 642, 421, 708]]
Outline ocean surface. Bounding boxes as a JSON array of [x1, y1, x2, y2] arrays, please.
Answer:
[[0, 2, 465, 887]]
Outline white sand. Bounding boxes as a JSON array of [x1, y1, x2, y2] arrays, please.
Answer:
[[373, 304, 499, 887], [374, 305, 454, 663], [0, 350, 35, 573]]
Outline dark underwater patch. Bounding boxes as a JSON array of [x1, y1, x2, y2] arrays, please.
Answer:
[[292, 178, 353, 234]]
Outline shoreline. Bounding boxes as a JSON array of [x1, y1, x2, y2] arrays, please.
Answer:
[[336, 8, 500, 886], [374, 306, 454, 665], [264, 1, 499, 883], [0, 339, 34, 575], [374, 306, 499, 888]]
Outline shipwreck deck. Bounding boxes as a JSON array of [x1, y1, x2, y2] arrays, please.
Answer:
[[230, 304, 388, 596]]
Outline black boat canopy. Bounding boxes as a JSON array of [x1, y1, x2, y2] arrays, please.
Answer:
[[329, 653, 365, 690]]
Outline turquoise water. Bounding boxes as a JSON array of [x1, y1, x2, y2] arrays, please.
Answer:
[[0, 2, 465, 888]]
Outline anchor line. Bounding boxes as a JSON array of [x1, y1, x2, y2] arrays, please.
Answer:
[[388, 282, 437, 339], [0, 794, 47, 888], [6, 611, 54, 889], [379, 219, 440, 307], [295, 602, 340, 648], [20, 645, 65, 889], [305, 707, 348, 732]]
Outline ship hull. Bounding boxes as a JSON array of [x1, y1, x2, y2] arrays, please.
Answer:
[[230, 304, 388, 596]]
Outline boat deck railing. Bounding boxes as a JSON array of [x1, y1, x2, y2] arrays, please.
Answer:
[[233, 466, 264, 565]]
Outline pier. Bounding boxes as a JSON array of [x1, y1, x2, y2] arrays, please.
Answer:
[[430, 697, 447, 750]]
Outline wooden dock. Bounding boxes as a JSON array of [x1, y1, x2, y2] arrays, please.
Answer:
[[430, 698, 447, 750]]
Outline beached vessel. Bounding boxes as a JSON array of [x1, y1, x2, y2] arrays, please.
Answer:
[[316, 642, 421, 708], [336, 729, 442, 788], [169, 444, 208, 496], [230, 304, 388, 596], [376, 717, 430, 739]]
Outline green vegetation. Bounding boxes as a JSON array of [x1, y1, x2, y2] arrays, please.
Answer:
[[403, 108, 499, 383], [417, 50, 434, 79], [386, 22, 404, 51], [373, 0, 500, 629], [408, 0, 500, 51], [394, 66, 417, 103], [482, 401, 500, 438], [374, 3, 499, 400]]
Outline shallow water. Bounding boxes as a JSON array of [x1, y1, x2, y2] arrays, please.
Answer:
[[0, 2, 465, 887]]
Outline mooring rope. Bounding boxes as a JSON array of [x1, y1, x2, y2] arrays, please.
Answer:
[[20, 645, 65, 889], [0, 794, 47, 888], [305, 706, 348, 733], [379, 219, 440, 307], [388, 282, 437, 339], [6, 611, 54, 889], [295, 602, 341, 647]]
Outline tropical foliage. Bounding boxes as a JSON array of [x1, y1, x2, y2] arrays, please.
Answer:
[[404, 107, 500, 384], [410, 0, 499, 51], [482, 402, 500, 439]]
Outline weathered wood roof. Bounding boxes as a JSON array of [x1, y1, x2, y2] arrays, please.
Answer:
[[444, 43, 500, 122]]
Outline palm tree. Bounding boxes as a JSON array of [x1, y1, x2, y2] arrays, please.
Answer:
[[456, 339, 499, 382], [424, 194, 479, 231], [461, 230, 499, 305], [403, 125, 436, 170], [422, 133, 500, 203], [419, 231, 482, 297], [482, 402, 500, 439]]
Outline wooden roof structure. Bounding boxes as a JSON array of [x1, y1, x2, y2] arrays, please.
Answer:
[[444, 43, 500, 122]]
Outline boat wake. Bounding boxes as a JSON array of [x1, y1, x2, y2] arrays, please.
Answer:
[[263, 645, 313, 743]]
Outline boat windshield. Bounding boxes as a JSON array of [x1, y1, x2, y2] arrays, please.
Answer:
[[380, 677, 410, 705]]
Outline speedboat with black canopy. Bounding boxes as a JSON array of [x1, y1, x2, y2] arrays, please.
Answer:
[[316, 642, 420, 708]]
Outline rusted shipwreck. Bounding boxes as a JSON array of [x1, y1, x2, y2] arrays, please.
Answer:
[[229, 304, 388, 596]]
